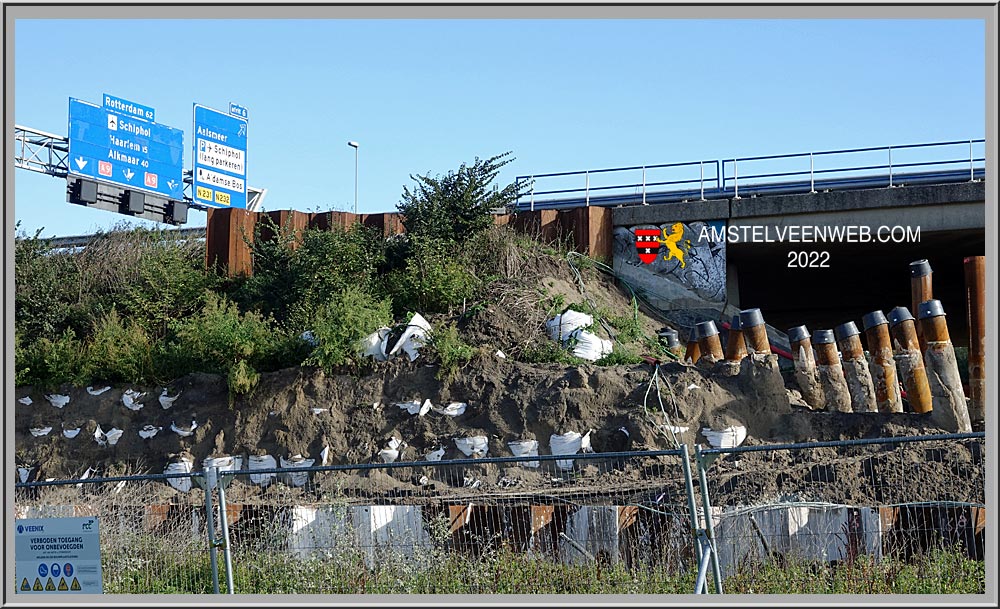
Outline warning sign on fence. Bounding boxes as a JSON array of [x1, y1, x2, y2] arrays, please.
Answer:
[[15, 517, 103, 594]]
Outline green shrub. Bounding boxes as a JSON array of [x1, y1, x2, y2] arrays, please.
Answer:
[[14, 226, 81, 344], [163, 293, 281, 398], [234, 221, 385, 328], [519, 340, 585, 366], [429, 322, 476, 382], [386, 238, 479, 315], [16, 328, 91, 389], [303, 287, 393, 373], [594, 345, 644, 366], [86, 309, 154, 383]]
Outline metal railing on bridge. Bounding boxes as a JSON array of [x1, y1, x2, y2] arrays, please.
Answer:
[[515, 138, 986, 211]]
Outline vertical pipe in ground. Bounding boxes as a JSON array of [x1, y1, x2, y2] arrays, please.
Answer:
[[684, 333, 701, 364], [918, 300, 972, 433], [964, 256, 986, 426], [658, 327, 684, 360], [835, 321, 878, 413], [724, 315, 748, 363], [862, 311, 904, 413], [910, 259, 933, 353], [788, 325, 824, 410], [813, 329, 852, 413], [888, 307, 934, 414], [739, 308, 770, 355], [696, 321, 724, 362]]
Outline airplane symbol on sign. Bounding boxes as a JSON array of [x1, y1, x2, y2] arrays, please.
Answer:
[[123, 168, 135, 180], [238, 124, 246, 137], [167, 180, 178, 189]]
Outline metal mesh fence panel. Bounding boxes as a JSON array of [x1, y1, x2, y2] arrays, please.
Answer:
[[209, 450, 695, 594], [14, 474, 211, 594], [695, 433, 986, 594]]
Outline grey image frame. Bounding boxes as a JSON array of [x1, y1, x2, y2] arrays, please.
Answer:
[[4, 3, 996, 607]]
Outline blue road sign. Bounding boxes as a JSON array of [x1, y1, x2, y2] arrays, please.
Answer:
[[193, 104, 248, 209], [68, 97, 184, 200]]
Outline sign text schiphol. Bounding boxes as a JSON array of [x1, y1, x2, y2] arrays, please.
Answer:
[[67, 95, 184, 200], [193, 103, 248, 209]]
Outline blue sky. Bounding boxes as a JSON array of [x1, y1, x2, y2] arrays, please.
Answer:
[[13, 18, 986, 237]]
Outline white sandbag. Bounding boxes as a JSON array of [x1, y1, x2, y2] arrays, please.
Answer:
[[550, 431, 583, 470], [424, 447, 446, 462], [546, 310, 594, 342], [454, 436, 488, 458], [279, 455, 315, 487], [170, 419, 198, 437], [159, 389, 181, 409], [18, 396, 32, 406], [580, 430, 594, 453], [62, 426, 81, 439], [389, 313, 432, 361], [164, 457, 194, 493], [436, 402, 467, 417], [45, 394, 70, 409], [138, 425, 162, 439], [570, 330, 613, 362], [320, 446, 331, 466], [105, 428, 123, 446], [17, 466, 33, 483], [87, 386, 111, 395], [397, 399, 432, 417], [507, 439, 540, 468], [360, 327, 392, 361], [248, 455, 277, 486], [203, 455, 242, 489], [701, 425, 748, 449], [122, 388, 146, 411], [29, 426, 53, 437]]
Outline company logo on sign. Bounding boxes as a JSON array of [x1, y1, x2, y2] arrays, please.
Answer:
[[21, 525, 44, 533], [17, 525, 23, 534]]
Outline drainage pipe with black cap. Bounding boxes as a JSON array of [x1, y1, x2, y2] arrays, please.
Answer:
[[724, 314, 748, 363], [964, 256, 985, 426], [910, 259, 933, 353], [696, 320, 724, 363], [888, 306, 933, 414], [788, 325, 824, 410], [835, 321, 878, 413], [813, 329, 852, 413], [918, 300, 972, 433], [862, 311, 904, 414]]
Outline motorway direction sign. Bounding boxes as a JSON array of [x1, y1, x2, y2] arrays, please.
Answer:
[[193, 103, 248, 209], [67, 96, 184, 200]]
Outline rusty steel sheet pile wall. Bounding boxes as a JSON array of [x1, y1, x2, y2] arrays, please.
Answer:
[[205, 207, 613, 278]]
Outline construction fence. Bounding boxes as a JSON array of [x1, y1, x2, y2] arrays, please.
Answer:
[[13, 432, 986, 595]]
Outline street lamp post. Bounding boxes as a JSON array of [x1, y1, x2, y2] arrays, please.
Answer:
[[347, 141, 359, 215]]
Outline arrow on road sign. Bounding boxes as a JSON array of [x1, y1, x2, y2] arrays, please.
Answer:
[[123, 168, 135, 180], [74, 157, 88, 170]]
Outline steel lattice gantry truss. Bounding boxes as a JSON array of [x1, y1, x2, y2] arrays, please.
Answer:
[[14, 124, 267, 225]]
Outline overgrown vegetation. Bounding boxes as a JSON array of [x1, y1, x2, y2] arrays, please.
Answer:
[[15, 151, 652, 391]]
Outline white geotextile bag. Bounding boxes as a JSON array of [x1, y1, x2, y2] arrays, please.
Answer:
[[700, 425, 748, 449], [507, 439, 540, 468], [360, 328, 392, 361], [164, 458, 194, 493], [546, 310, 593, 342], [571, 330, 613, 361], [455, 436, 488, 458], [390, 313, 432, 361], [550, 432, 583, 470], [279, 455, 315, 487], [248, 455, 277, 486]]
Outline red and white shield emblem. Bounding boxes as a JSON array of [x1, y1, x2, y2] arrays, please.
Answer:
[[635, 229, 661, 264]]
